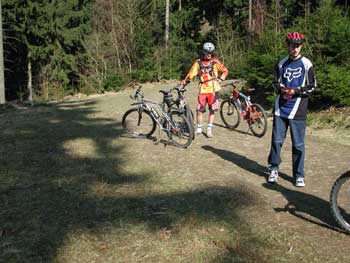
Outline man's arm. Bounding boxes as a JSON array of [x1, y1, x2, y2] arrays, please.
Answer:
[[213, 58, 228, 81], [181, 61, 199, 86], [272, 63, 283, 94]]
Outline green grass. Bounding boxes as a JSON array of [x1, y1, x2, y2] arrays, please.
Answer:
[[308, 107, 350, 129]]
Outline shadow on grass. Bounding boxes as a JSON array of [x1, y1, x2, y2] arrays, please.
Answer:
[[202, 145, 340, 233], [214, 122, 254, 137], [0, 100, 272, 262], [202, 145, 268, 178]]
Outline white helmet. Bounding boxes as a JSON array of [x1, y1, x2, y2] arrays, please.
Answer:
[[203, 42, 215, 53]]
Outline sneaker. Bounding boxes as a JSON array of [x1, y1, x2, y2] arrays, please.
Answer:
[[207, 129, 213, 138], [195, 128, 202, 135], [295, 177, 305, 187], [267, 170, 278, 184]]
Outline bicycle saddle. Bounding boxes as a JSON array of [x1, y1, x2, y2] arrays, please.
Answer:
[[159, 89, 171, 95], [244, 87, 255, 93]]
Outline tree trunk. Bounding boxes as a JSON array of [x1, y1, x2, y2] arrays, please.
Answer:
[[165, 0, 170, 49], [248, 0, 253, 46], [27, 52, 33, 103], [109, 0, 122, 70], [0, 1, 5, 105]]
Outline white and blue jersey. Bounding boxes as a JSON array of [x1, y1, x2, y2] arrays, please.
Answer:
[[274, 55, 316, 120]]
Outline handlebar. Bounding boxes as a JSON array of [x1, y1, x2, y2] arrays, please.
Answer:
[[130, 85, 143, 100], [221, 82, 238, 88]]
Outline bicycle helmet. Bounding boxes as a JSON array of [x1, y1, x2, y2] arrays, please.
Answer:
[[203, 42, 215, 53], [286, 32, 305, 45]]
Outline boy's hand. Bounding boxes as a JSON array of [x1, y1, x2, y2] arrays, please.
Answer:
[[280, 88, 296, 100], [180, 79, 191, 89]]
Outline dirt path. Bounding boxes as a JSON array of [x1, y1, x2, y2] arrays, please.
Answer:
[[112, 81, 350, 262]]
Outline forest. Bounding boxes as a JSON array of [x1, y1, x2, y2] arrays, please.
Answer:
[[1, 0, 350, 107]]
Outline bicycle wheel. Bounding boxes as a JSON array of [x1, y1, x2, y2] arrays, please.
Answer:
[[184, 104, 195, 139], [248, 103, 268, 137], [220, 99, 240, 129], [169, 111, 193, 148], [330, 171, 350, 233], [122, 107, 156, 138]]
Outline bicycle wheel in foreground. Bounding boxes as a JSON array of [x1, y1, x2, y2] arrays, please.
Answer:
[[330, 171, 350, 233], [248, 103, 268, 137], [220, 99, 240, 129], [122, 108, 156, 138], [169, 111, 193, 148]]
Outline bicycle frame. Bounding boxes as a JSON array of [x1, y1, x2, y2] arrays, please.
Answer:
[[224, 84, 253, 117], [130, 88, 179, 134]]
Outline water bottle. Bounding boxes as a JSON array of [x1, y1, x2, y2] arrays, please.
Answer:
[[151, 107, 159, 119]]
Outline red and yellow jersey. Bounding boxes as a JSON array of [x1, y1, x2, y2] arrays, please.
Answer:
[[185, 57, 228, 94]]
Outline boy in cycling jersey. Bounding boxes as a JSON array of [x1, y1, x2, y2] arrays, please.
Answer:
[[181, 42, 228, 138], [267, 32, 317, 187]]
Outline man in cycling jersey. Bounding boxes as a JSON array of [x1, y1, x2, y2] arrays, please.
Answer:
[[267, 32, 316, 187], [181, 42, 228, 138]]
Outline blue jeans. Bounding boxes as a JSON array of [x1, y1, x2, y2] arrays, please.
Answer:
[[268, 115, 306, 179]]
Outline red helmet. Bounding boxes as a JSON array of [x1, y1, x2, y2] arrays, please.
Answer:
[[286, 32, 305, 45]]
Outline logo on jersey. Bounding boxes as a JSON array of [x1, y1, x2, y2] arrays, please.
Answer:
[[284, 67, 302, 82]]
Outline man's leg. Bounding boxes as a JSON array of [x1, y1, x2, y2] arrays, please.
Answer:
[[196, 111, 203, 134], [196, 94, 206, 134], [268, 115, 288, 171], [289, 119, 306, 184], [207, 111, 215, 137], [206, 92, 219, 137]]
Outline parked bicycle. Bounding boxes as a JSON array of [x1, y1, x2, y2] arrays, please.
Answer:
[[330, 170, 350, 233], [170, 84, 195, 139], [219, 81, 268, 137], [122, 85, 194, 148]]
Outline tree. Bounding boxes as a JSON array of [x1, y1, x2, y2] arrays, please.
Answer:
[[0, 0, 5, 104]]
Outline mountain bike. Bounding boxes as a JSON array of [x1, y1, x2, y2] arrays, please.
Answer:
[[219, 81, 268, 137], [330, 170, 350, 233], [170, 84, 195, 139], [121, 85, 194, 148]]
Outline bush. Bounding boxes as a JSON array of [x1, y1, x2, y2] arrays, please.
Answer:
[[317, 65, 350, 106], [102, 74, 126, 92]]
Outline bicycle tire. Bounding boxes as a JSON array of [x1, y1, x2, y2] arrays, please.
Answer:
[[220, 99, 240, 129], [184, 104, 195, 139], [122, 107, 156, 138], [169, 111, 193, 148], [330, 171, 350, 233], [248, 103, 268, 137]]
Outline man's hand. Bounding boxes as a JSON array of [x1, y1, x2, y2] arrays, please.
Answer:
[[216, 77, 225, 84], [280, 87, 296, 100], [180, 79, 190, 89]]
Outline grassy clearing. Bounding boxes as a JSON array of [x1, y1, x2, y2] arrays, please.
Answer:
[[0, 98, 276, 263], [308, 107, 350, 129], [1, 85, 350, 263]]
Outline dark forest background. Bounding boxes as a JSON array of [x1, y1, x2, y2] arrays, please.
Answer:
[[2, 0, 350, 107]]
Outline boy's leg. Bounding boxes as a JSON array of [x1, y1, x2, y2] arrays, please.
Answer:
[[267, 115, 288, 171], [289, 119, 306, 180]]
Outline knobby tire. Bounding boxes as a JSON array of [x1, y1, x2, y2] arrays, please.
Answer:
[[330, 171, 350, 233], [248, 103, 268, 137], [169, 111, 194, 148], [220, 99, 240, 129], [122, 108, 156, 138]]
